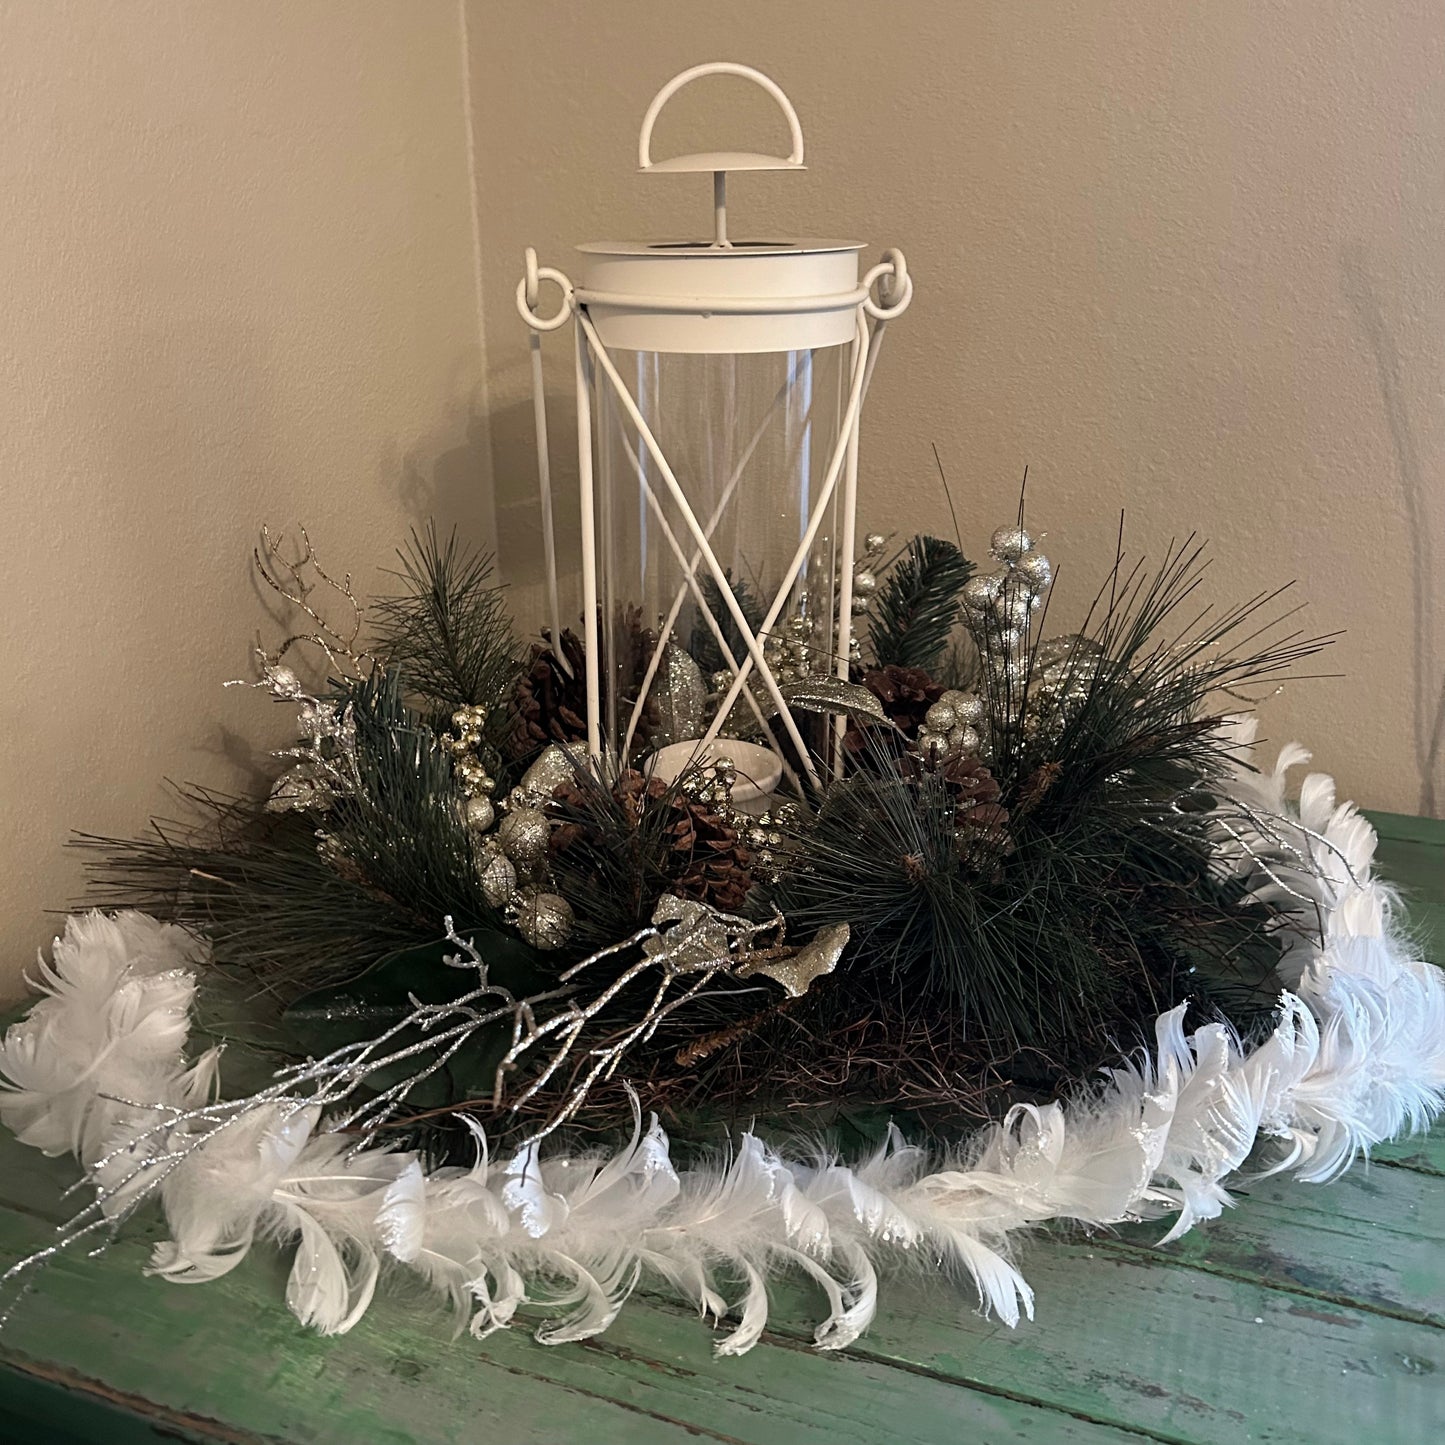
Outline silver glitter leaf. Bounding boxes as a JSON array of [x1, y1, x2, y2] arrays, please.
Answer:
[[265, 763, 335, 814], [767, 677, 893, 726], [519, 742, 580, 802], [737, 922, 850, 997], [643, 895, 733, 974], [652, 644, 708, 748]]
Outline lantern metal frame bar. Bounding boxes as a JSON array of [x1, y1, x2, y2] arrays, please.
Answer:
[[596, 382, 803, 796], [684, 307, 869, 779], [577, 305, 829, 788]]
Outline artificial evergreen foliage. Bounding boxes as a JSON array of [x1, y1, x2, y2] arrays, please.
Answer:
[[79, 517, 1331, 1143], [372, 523, 521, 746], [82, 670, 541, 1003], [867, 535, 974, 672], [772, 534, 1329, 1057], [691, 570, 767, 677]]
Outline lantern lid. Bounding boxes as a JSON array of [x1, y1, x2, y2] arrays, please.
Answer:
[[569, 65, 867, 353]]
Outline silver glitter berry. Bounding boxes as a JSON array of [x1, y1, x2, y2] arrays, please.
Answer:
[[853, 568, 878, 596], [497, 806, 550, 868], [992, 586, 1037, 632], [515, 891, 573, 951], [1013, 550, 1052, 592], [951, 723, 982, 754], [962, 573, 1004, 618], [941, 690, 984, 726], [463, 796, 496, 833], [924, 701, 957, 733], [919, 732, 950, 765], [989, 525, 1034, 562], [478, 852, 517, 908], [864, 532, 887, 555]]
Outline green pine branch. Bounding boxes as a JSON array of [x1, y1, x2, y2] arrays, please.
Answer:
[[867, 535, 974, 673], [690, 570, 766, 678], [372, 523, 521, 746]]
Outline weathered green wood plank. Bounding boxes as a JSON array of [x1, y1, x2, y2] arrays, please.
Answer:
[[1374, 1132, 1445, 1176], [7, 1132, 1440, 1445], [2, 1071, 1443, 1442], [0, 1204, 1150, 1445], [1099, 1151, 1445, 1325], [705, 1227, 1444, 1445], [1370, 810, 1445, 963]]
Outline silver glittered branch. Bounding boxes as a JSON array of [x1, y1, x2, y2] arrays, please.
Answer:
[[254, 524, 372, 680], [227, 526, 377, 814], [0, 900, 848, 1316], [493, 898, 793, 1143]]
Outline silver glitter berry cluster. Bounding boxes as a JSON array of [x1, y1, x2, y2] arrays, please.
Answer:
[[446, 715, 575, 953]]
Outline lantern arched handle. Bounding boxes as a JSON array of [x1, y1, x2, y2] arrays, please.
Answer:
[[638, 62, 805, 171]]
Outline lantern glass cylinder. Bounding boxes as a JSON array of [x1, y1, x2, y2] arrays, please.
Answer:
[[594, 341, 849, 780]]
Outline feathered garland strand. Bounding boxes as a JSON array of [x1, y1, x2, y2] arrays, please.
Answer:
[[2, 732, 1442, 1354]]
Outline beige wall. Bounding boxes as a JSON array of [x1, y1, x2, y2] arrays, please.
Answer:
[[469, 1, 1445, 822], [3, 3, 1441, 994], [0, 2, 493, 995]]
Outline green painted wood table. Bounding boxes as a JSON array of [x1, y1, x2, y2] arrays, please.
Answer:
[[0, 813, 1440, 1444]]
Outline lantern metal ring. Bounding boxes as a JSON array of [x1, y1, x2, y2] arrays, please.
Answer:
[[516, 247, 574, 332], [863, 249, 913, 320]]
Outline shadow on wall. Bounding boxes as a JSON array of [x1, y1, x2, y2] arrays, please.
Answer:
[[398, 404, 498, 548], [489, 393, 585, 643], [1340, 246, 1445, 817]]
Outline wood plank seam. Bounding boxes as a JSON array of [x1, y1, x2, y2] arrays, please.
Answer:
[[616, 1295, 1199, 1445], [1074, 1238, 1444, 1331], [0, 1352, 275, 1444], [1372, 1154, 1444, 1178]]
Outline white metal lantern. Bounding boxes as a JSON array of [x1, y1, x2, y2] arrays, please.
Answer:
[[517, 62, 911, 797]]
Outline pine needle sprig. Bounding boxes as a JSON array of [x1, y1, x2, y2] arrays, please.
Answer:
[[372, 523, 521, 746], [690, 570, 766, 678], [76, 790, 436, 1003], [868, 535, 974, 673], [78, 670, 543, 1003]]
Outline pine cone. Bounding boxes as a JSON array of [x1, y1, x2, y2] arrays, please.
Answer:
[[612, 767, 667, 825], [667, 790, 754, 912], [512, 612, 663, 763], [845, 664, 944, 760], [511, 630, 588, 755], [547, 770, 754, 912], [861, 665, 943, 736], [942, 754, 1012, 863]]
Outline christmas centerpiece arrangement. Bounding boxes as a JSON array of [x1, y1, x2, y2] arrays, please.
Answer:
[[2, 64, 1441, 1355]]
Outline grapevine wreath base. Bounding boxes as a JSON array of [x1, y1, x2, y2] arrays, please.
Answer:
[[2, 719, 1441, 1355]]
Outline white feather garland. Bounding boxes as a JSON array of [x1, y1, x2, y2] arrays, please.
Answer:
[[2, 739, 1442, 1355]]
